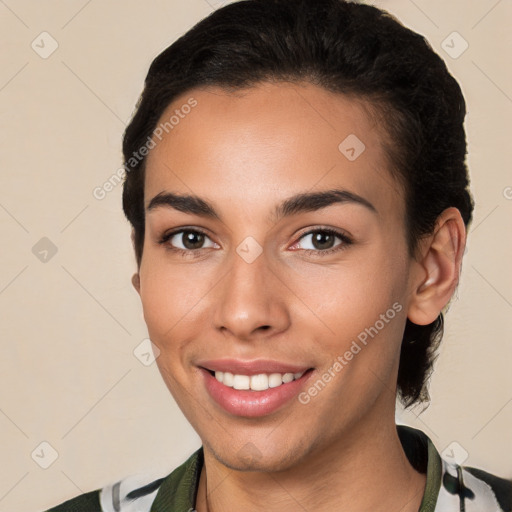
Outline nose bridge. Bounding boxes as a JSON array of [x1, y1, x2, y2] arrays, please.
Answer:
[[213, 241, 289, 338]]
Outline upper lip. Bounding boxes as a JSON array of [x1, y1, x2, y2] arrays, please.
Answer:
[[198, 359, 312, 376]]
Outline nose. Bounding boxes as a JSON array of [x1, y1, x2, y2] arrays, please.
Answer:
[[213, 246, 291, 341]]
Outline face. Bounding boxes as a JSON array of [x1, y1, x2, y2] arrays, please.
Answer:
[[136, 82, 417, 472]]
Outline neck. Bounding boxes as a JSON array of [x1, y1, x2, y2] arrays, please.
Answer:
[[196, 408, 426, 512]]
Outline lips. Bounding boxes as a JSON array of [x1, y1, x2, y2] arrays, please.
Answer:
[[198, 358, 311, 376], [198, 359, 314, 417]]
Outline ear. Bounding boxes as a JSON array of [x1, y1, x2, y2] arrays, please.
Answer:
[[130, 229, 141, 294], [131, 272, 141, 294], [407, 207, 467, 326]]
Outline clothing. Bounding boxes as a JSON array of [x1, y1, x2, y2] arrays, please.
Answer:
[[45, 425, 511, 512]]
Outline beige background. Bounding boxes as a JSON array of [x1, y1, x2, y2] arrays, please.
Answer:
[[0, 1, 510, 510]]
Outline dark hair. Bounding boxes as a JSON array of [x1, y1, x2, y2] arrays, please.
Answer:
[[122, 0, 474, 407]]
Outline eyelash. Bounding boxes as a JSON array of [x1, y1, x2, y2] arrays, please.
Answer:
[[158, 227, 216, 259], [158, 227, 353, 257], [294, 227, 353, 257]]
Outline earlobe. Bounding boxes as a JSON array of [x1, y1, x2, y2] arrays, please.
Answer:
[[407, 207, 466, 326], [130, 228, 141, 294], [131, 272, 141, 294]]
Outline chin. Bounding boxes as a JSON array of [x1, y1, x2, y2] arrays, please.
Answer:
[[205, 437, 307, 473]]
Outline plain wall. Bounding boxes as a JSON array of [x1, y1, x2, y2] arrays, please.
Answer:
[[0, 1, 510, 511]]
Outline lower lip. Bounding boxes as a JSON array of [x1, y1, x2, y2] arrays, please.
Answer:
[[201, 368, 313, 418]]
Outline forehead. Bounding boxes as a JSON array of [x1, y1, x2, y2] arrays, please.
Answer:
[[143, 82, 404, 222]]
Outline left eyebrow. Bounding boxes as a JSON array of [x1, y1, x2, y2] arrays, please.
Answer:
[[271, 188, 378, 222], [145, 188, 377, 221]]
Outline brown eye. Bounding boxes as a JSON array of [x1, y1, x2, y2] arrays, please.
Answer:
[[292, 228, 353, 255], [162, 229, 218, 251], [310, 231, 336, 250], [180, 230, 205, 249]]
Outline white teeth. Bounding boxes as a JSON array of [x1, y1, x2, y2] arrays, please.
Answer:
[[233, 374, 250, 390], [250, 374, 269, 391], [223, 372, 234, 387], [268, 373, 283, 388], [282, 373, 294, 383], [213, 370, 306, 390]]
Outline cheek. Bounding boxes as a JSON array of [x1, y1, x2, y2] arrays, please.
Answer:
[[138, 262, 206, 398], [288, 252, 406, 330], [138, 257, 210, 344], [138, 256, 231, 394], [283, 248, 409, 395]]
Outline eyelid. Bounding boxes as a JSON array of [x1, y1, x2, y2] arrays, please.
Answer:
[[293, 226, 352, 244], [158, 225, 353, 256], [158, 226, 218, 249], [288, 226, 353, 254]]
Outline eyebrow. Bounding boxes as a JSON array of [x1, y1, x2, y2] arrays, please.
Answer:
[[146, 188, 377, 221], [147, 191, 220, 219]]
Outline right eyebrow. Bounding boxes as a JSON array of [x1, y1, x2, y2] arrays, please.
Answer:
[[146, 191, 220, 220]]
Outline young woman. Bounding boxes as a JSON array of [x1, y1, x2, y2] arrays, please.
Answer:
[[46, 0, 511, 510]]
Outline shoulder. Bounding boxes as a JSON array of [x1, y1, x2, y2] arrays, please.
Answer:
[[44, 489, 102, 511], [44, 473, 166, 512], [43, 448, 203, 512], [43, 474, 166, 512], [397, 425, 511, 512], [437, 456, 512, 511]]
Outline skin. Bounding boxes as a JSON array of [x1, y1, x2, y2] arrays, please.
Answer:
[[131, 81, 466, 511]]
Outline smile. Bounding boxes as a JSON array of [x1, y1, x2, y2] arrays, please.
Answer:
[[214, 371, 306, 391], [198, 359, 314, 417]]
